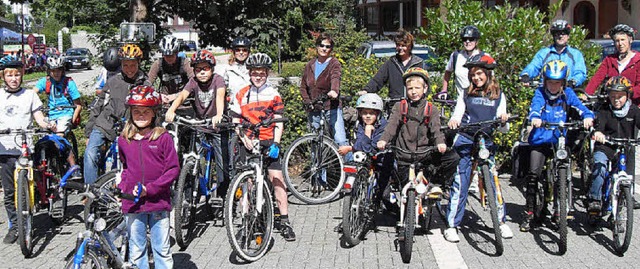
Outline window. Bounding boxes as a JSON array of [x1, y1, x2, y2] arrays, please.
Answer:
[[178, 17, 184, 25], [365, 6, 379, 32], [168, 17, 174, 25], [380, 2, 399, 31], [402, 0, 417, 29]]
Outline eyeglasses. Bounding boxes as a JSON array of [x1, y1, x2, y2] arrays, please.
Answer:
[[250, 71, 267, 77], [194, 66, 212, 72], [317, 44, 333, 49], [552, 31, 570, 37], [234, 48, 249, 53], [462, 38, 477, 43]]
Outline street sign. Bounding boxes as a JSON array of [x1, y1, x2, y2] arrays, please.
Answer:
[[120, 22, 156, 42], [32, 43, 46, 54]]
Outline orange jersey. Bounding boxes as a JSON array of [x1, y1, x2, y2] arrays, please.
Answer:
[[230, 84, 284, 140]]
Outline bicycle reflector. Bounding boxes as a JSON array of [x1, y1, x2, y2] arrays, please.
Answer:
[[478, 147, 491, 160], [343, 175, 356, 190], [94, 218, 107, 232]]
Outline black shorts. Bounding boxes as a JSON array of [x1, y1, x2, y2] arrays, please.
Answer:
[[238, 139, 282, 171]]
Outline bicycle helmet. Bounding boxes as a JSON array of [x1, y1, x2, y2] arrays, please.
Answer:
[[46, 55, 65, 69], [356, 93, 384, 112], [402, 67, 429, 84], [542, 60, 569, 81], [608, 24, 635, 40], [463, 54, 497, 70], [103, 47, 121, 72], [550, 19, 571, 35], [191, 49, 216, 67], [0, 56, 22, 70], [159, 35, 180, 56], [126, 85, 161, 107], [246, 53, 273, 69], [605, 76, 632, 94], [460, 26, 480, 39], [119, 44, 143, 60], [231, 37, 252, 48]]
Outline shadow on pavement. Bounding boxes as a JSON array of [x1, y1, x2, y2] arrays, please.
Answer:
[[459, 211, 503, 257], [173, 253, 198, 269]]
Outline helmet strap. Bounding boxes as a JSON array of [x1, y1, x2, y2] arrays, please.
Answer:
[[619, 51, 629, 61]]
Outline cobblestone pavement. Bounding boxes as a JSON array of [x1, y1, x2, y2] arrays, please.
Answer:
[[1, 172, 639, 269]]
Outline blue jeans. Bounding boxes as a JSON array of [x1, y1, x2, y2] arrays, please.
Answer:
[[308, 108, 352, 161], [206, 132, 226, 188], [127, 211, 173, 269], [84, 129, 109, 184], [589, 151, 609, 200]]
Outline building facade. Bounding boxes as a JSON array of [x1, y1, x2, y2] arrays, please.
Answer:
[[162, 15, 199, 49]]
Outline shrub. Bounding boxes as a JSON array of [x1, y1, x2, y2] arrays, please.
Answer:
[[279, 61, 306, 77]]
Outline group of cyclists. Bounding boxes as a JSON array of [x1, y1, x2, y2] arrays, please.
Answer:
[[0, 17, 639, 266]]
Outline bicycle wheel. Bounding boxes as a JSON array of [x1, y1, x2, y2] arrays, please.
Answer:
[[66, 131, 79, 166], [482, 165, 504, 256], [225, 170, 274, 262], [578, 146, 592, 196], [341, 169, 368, 246], [174, 159, 198, 249], [557, 167, 568, 255], [87, 171, 119, 229], [399, 191, 415, 263], [64, 248, 107, 269], [613, 185, 634, 255], [16, 170, 34, 257], [283, 135, 345, 204]]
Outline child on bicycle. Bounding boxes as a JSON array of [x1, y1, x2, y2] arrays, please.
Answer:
[[445, 54, 511, 243], [33, 55, 83, 179], [588, 76, 640, 214], [520, 60, 594, 232], [119, 85, 179, 269], [0, 60, 56, 244], [228, 53, 296, 241], [164, 49, 230, 195], [376, 67, 459, 214]]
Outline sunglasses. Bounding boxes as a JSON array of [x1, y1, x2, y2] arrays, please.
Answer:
[[194, 66, 212, 72], [462, 38, 477, 42], [552, 31, 570, 36], [317, 44, 333, 49], [250, 71, 267, 77], [234, 48, 249, 53]]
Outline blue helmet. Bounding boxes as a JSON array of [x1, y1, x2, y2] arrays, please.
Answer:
[[542, 60, 569, 82]]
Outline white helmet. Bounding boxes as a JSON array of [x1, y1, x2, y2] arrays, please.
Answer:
[[159, 35, 180, 56], [246, 52, 273, 69], [356, 93, 383, 112], [46, 55, 64, 69]]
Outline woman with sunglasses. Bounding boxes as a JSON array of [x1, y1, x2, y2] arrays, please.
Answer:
[[440, 25, 489, 99], [300, 32, 352, 159], [224, 36, 252, 97]]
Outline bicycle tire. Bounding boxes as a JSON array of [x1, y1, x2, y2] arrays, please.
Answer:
[[16, 169, 34, 257], [399, 191, 415, 263], [482, 164, 504, 256], [283, 135, 345, 204], [341, 168, 368, 246], [225, 170, 274, 262], [87, 171, 119, 229], [557, 167, 568, 255], [578, 147, 592, 196], [49, 154, 68, 225], [64, 248, 108, 269], [613, 185, 634, 255], [66, 131, 79, 166], [174, 159, 198, 249]]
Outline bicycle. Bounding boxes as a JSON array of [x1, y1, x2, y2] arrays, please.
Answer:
[[0, 128, 81, 257], [99, 117, 127, 175], [171, 115, 232, 248], [572, 90, 607, 196], [62, 180, 140, 269], [223, 117, 287, 262], [283, 95, 345, 204], [588, 137, 639, 255], [41, 105, 81, 166]]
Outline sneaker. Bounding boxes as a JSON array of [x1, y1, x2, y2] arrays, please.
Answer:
[[500, 224, 513, 239], [71, 169, 83, 180], [468, 173, 479, 193], [443, 227, 460, 243], [588, 200, 602, 213], [3, 227, 17, 244], [281, 221, 296, 241], [520, 213, 533, 232]]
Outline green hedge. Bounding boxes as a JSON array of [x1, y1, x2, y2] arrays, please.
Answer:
[[279, 61, 306, 77]]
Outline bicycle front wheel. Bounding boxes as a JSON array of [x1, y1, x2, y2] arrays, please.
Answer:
[[613, 185, 634, 255], [341, 169, 368, 246], [283, 135, 345, 204], [482, 164, 504, 256], [174, 159, 198, 249], [557, 167, 569, 255], [399, 191, 415, 263], [16, 170, 34, 257], [64, 248, 107, 269], [225, 170, 274, 262]]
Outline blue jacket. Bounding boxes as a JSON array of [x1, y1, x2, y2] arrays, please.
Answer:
[[520, 45, 587, 86], [353, 117, 387, 154], [528, 87, 594, 145]]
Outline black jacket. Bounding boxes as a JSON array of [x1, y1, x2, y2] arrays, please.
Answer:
[[594, 103, 640, 159], [364, 54, 425, 99]]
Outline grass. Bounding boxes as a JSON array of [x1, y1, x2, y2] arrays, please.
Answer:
[[23, 71, 47, 82]]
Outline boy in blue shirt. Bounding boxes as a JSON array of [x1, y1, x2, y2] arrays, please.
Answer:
[[33, 55, 83, 178]]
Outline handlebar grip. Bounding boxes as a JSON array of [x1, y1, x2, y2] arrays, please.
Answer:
[[113, 188, 137, 201], [63, 181, 86, 191], [216, 122, 235, 129]]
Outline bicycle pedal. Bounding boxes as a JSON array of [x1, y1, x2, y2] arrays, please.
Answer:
[[50, 207, 64, 219], [209, 197, 224, 208]]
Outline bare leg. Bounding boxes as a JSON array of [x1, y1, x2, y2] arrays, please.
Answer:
[[268, 169, 288, 215]]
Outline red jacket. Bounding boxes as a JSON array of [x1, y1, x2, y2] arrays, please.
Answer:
[[299, 57, 342, 111], [585, 51, 640, 104]]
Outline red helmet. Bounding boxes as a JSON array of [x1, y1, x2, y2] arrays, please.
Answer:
[[126, 85, 161, 107], [191, 49, 216, 67]]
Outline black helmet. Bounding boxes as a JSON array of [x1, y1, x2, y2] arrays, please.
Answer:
[[608, 24, 635, 41], [231, 37, 252, 48], [460, 26, 480, 39], [103, 47, 121, 72], [550, 20, 571, 35]]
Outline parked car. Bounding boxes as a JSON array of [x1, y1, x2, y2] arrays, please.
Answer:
[[182, 40, 197, 51], [589, 39, 640, 62], [357, 41, 438, 70], [63, 48, 92, 70]]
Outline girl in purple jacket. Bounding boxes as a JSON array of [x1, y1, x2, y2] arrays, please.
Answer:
[[118, 85, 180, 269]]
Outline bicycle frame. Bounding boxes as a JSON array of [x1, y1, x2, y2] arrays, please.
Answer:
[[602, 142, 635, 216], [470, 132, 504, 210]]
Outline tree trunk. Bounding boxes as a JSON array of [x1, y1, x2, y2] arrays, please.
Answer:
[[130, 0, 151, 22]]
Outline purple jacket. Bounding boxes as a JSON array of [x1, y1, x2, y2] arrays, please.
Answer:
[[118, 131, 179, 213]]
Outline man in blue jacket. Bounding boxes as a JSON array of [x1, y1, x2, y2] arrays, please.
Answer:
[[520, 20, 587, 88]]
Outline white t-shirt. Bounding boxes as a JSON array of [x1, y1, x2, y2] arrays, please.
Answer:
[[445, 50, 488, 96], [0, 88, 43, 155]]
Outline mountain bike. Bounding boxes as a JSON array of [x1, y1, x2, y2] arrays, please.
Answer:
[[283, 95, 344, 204], [0, 128, 81, 257], [42, 105, 81, 165], [573, 90, 607, 195], [224, 117, 287, 262]]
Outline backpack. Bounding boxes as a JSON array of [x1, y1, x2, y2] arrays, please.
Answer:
[[399, 99, 433, 125], [45, 76, 73, 99]]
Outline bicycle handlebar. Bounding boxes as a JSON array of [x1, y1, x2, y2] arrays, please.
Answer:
[[433, 98, 456, 107], [387, 145, 438, 155], [603, 137, 640, 147], [440, 115, 519, 131], [174, 115, 212, 126]]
